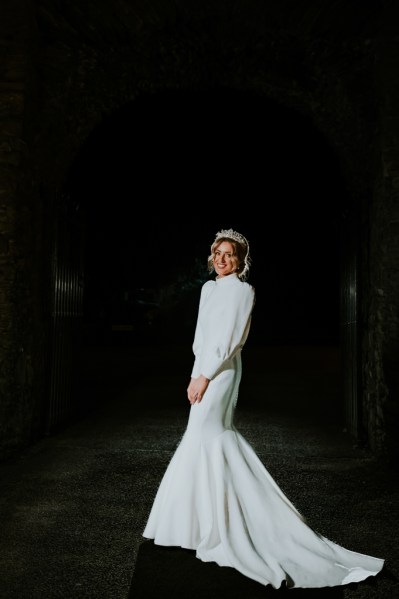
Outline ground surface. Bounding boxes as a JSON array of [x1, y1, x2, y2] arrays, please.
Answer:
[[0, 344, 397, 598]]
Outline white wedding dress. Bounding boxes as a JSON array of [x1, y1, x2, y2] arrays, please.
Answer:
[[143, 274, 384, 588]]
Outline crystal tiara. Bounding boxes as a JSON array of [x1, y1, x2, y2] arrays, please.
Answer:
[[214, 228, 249, 248]]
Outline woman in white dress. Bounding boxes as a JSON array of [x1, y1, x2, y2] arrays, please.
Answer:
[[142, 228, 384, 589]]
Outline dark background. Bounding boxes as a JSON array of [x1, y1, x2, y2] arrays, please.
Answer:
[[67, 88, 343, 349]]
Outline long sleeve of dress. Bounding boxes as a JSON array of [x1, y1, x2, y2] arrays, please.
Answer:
[[191, 276, 255, 381]]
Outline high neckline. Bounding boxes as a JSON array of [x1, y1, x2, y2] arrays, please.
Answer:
[[215, 273, 239, 284]]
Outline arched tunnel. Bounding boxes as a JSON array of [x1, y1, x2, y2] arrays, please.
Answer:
[[0, 2, 398, 598], [66, 87, 344, 416]]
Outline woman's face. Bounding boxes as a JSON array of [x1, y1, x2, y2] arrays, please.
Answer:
[[213, 241, 236, 278]]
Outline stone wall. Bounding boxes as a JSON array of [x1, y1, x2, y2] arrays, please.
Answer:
[[0, 0, 48, 459], [362, 8, 399, 461]]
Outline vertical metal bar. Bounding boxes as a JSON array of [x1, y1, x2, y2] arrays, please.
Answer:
[[340, 206, 361, 442], [47, 192, 84, 432]]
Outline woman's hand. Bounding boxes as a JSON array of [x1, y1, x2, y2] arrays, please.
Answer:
[[187, 375, 210, 405]]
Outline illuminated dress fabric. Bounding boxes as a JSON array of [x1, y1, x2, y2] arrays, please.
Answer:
[[143, 273, 384, 588]]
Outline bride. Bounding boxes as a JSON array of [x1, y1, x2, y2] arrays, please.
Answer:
[[142, 228, 384, 589]]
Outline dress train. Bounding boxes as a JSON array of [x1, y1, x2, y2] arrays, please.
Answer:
[[143, 356, 384, 589]]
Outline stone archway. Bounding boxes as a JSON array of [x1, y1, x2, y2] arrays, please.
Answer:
[[3, 0, 395, 459], [59, 86, 347, 431]]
